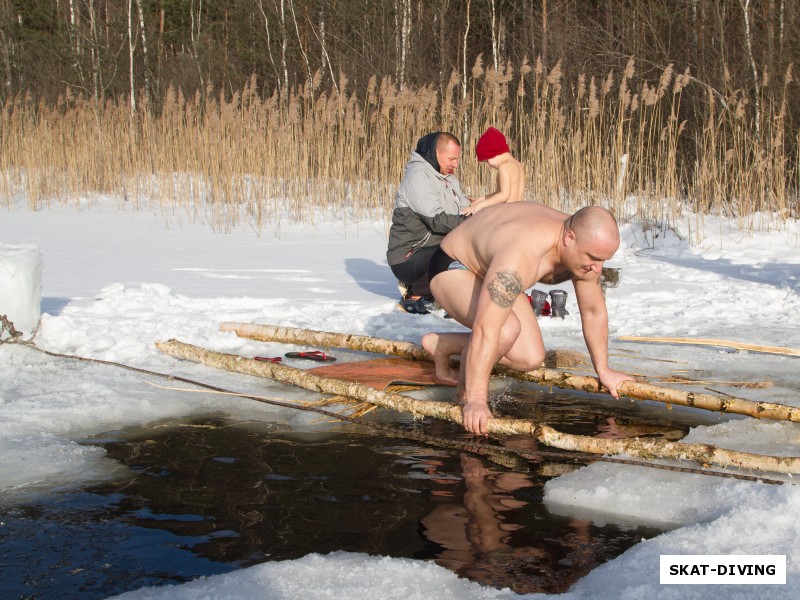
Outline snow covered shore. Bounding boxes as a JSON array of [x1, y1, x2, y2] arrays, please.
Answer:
[[1, 200, 799, 598]]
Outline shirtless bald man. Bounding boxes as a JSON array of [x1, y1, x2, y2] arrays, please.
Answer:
[[422, 202, 633, 436]]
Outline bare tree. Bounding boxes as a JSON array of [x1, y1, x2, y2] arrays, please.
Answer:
[[0, 26, 12, 93], [128, 0, 136, 114], [461, 0, 471, 98], [313, 6, 338, 95], [276, 0, 289, 93], [255, 0, 280, 89], [395, 0, 412, 88], [522, 0, 536, 66], [68, 0, 81, 58], [436, 0, 452, 91], [134, 0, 150, 107], [489, 0, 499, 70], [767, 0, 775, 72], [541, 0, 548, 70], [65, 0, 88, 91], [86, 0, 103, 101], [738, 0, 761, 134], [778, 0, 785, 66], [287, 0, 313, 92]]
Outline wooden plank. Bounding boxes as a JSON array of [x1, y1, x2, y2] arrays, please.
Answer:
[[307, 357, 440, 390]]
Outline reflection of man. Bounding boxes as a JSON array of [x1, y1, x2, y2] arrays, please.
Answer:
[[420, 452, 542, 585], [386, 132, 469, 314], [419, 449, 613, 593], [423, 203, 634, 435]]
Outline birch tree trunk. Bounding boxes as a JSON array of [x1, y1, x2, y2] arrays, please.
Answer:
[[435, 0, 452, 94], [277, 0, 289, 93], [128, 0, 136, 115], [156, 339, 800, 475], [461, 0, 471, 99], [87, 0, 102, 101], [395, 0, 411, 88], [768, 0, 775, 75], [255, 0, 280, 92], [739, 0, 761, 135], [69, 0, 81, 58], [189, 0, 205, 92], [541, 0, 548, 71], [134, 0, 150, 108], [778, 0, 785, 66], [490, 0, 499, 71], [287, 0, 312, 94], [316, 9, 337, 94], [67, 0, 86, 91]]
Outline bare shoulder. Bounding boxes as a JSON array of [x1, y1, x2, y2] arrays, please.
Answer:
[[462, 202, 564, 232], [446, 203, 565, 255], [498, 201, 566, 222], [479, 205, 563, 277], [498, 156, 525, 174]]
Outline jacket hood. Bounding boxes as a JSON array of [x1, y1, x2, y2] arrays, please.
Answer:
[[414, 132, 442, 173]]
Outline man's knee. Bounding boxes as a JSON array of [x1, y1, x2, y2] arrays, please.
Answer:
[[505, 348, 545, 373], [509, 352, 544, 373]]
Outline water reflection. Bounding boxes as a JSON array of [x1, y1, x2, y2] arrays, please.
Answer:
[[416, 430, 655, 593], [0, 385, 695, 598]]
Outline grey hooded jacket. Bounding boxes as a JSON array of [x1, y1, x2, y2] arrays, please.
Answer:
[[386, 138, 470, 267]]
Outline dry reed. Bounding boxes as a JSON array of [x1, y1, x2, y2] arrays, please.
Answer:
[[1, 57, 797, 233]]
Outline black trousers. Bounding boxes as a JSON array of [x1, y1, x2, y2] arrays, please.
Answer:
[[389, 245, 439, 297]]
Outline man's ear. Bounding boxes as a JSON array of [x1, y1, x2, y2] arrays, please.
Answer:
[[564, 229, 576, 246]]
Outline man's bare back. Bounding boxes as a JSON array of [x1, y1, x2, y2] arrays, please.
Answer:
[[444, 202, 566, 286]]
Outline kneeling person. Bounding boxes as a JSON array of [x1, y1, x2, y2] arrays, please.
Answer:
[[422, 203, 633, 436]]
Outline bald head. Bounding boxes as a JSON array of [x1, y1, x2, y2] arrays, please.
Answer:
[[435, 132, 461, 151], [567, 206, 620, 248]]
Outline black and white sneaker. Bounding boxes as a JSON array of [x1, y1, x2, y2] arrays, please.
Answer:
[[398, 296, 434, 314]]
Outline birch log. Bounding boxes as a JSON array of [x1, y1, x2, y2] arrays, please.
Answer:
[[157, 339, 800, 475], [220, 322, 800, 423], [220, 321, 431, 361], [618, 335, 800, 357]]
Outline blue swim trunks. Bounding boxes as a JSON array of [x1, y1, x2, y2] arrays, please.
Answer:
[[428, 246, 469, 281]]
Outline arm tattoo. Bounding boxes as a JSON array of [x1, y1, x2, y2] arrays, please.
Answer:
[[487, 270, 522, 308]]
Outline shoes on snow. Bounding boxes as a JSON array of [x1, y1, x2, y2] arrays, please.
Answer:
[[399, 295, 437, 315], [527, 289, 569, 319], [397, 292, 452, 317]]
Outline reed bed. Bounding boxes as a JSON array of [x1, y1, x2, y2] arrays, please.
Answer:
[[1, 59, 797, 233]]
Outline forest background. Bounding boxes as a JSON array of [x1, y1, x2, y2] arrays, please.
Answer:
[[2, 0, 799, 235]]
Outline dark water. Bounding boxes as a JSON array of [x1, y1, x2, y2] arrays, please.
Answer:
[[0, 386, 699, 599]]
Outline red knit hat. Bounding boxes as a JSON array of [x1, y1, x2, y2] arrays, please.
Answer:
[[475, 127, 510, 161]]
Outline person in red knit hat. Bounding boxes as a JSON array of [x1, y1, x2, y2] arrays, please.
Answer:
[[463, 127, 525, 216]]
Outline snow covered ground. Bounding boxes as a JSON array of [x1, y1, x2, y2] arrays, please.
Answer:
[[1, 198, 799, 599]]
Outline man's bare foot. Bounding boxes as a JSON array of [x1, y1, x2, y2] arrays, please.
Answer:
[[421, 332, 459, 386]]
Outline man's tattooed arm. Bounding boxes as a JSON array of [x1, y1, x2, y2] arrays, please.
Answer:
[[487, 270, 522, 308]]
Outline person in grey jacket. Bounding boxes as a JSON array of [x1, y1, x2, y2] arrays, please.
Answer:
[[387, 132, 470, 312]]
